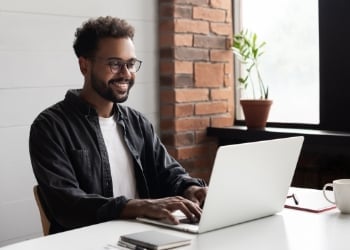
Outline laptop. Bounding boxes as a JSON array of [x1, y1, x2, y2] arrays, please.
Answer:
[[137, 136, 304, 234]]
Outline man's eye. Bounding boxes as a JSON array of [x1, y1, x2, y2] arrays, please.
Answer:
[[127, 62, 136, 67], [109, 61, 121, 67]]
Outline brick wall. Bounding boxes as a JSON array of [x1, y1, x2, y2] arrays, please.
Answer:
[[158, 0, 234, 182]]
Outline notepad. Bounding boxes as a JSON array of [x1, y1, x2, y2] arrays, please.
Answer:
[[285, 187, 336, 213], [119, 230, 191, 250]]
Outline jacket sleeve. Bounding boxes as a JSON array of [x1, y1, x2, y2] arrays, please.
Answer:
[[29, 118, 128, 233], [136, 113, 206, 197], [154, 134, 206, 196]]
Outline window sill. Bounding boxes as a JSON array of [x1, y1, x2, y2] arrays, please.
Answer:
[[207, 125, 350, 147]]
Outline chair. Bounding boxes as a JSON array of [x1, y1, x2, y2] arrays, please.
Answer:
[[33, 185, 51, 236]]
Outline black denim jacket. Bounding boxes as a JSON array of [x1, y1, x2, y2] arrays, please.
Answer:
[[29, 89, 205, 233]]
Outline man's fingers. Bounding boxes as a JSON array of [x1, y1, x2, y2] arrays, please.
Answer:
[[141, 196, 202, 224]]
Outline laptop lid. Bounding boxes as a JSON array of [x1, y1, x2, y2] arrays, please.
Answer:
[[137, 136, 304, 234]]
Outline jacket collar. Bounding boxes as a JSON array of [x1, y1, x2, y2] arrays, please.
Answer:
[[64, 89, 126, 121]]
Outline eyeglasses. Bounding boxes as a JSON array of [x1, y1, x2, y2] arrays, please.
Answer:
[[93, 57, 142, 73]]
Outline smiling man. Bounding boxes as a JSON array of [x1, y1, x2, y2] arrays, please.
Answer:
[[29, 16, 207, 234]]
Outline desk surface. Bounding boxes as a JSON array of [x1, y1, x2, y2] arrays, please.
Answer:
[[2, 189, 350, 250]]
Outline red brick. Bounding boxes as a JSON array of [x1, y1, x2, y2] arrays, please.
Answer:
[[224, 62, 234, 87], [176, 144, 210, 160], [210, 0, 232, 10], [195, 130, 218, 144], [159, 20, 175, 33], [160, 89, 175, 104], [175, 47, 209, 61], [189, 168, 211, 183], [211, 22, 232, 36], [159, 33, 174, 47], [175, 61, 193, 74], [174, 74, 193, 88], [162, 132, 195, 147], [160, 48, 174, 59], [175, 19, 209, 34], [195, 63, 224, 87], [193, 154, 215, 170], [175, 88, 209, 103], [193, 6, 226, 22], [175, 132, 195, 146], [194, 35, 226, 49], [195, 101, 228, 115], [175, 103, 194, 117], [175, 117, 210, 131], [160, 104, 174, 118], [159, 4, 175, 18], [210, 49, 232, 62], [158, 0, 234, 182], [174, 34, 193, 46], [174, 5, 192, 18], [210, 114, 234, 127], [161, 133, 175, 146], [159, 75, 174, 87], [174, 0, 209, 5], [160, 61, 174, 75], [210, 88, 232, 100], [166, 147, 177, 158], [160, 118, 175, 131]]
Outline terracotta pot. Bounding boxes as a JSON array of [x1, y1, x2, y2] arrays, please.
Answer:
[[240, 99, 273, 129]]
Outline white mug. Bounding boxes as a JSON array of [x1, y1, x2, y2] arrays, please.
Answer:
[[323, 179, 350, 213]]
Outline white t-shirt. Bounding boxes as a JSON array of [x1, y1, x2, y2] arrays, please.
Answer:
[[99, 115, 138, 199]]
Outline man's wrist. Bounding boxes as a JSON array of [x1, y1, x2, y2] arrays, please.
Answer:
[[119, 199, 149, 219]]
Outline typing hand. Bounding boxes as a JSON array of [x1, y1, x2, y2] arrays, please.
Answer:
[[120, 196, 202, 224], [183, 185, 208, 208]]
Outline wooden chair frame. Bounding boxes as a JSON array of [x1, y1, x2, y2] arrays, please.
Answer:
[[33, 185, 50, 236]]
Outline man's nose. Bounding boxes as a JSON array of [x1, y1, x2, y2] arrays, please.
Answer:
[[118, 64, 132, 77]]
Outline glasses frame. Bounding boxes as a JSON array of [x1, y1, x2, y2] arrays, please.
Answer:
[[92, 57, 142, 74]]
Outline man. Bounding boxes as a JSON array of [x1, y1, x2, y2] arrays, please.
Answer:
[[29, 16, 207, 234]]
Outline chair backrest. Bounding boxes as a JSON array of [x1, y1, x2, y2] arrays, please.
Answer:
[[33, 185, 50, 236]]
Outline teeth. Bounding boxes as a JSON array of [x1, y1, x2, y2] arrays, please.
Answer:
[[111, 80, 129, 85]]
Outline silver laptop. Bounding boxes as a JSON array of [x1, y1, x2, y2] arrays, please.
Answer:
[[137, 136, 304, 234]]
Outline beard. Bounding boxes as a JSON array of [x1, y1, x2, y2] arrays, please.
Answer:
[[90, 71, 134, 103]]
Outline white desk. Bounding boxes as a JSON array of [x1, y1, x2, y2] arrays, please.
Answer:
[[2, 191, 350, 250]]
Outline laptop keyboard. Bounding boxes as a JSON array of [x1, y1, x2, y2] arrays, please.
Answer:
[[179, 217, 200, 225]]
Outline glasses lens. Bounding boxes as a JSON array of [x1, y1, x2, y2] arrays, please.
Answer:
[[128, 60, 142, 73], [107, 59, 142, 73]]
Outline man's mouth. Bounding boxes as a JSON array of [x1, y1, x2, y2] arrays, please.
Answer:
[[108, 78, 130, 94], [109, 78, 130, 86]]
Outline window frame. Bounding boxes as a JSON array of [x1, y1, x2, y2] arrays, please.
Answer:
[[233, 0, 350, 133]]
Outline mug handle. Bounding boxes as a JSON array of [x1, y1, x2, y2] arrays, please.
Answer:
[[323, 183, 335, 204]]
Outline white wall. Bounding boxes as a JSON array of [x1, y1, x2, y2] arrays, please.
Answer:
[[0, 0, 158, 246]]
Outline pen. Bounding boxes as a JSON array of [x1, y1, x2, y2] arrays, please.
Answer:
[[117, 240, 148, 250], [287, 193, 299, 205]]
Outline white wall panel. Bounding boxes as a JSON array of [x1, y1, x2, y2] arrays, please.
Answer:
[[0, 12, 83, 52], [0, 87, 77, 127], [0, 127, 35, 200], [126, 81, 158, 117], [0, 0, 158, 246], [0, 199, 42, 246], [0, 51, 81, 87], [0, 0, 156, 21]]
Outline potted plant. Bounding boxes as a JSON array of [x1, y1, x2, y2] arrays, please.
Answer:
[[232, 29, 272, 129]]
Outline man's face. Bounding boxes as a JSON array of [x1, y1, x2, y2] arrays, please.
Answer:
[[88, 37, 137, 103]]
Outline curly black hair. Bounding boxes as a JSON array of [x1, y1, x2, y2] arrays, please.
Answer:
[[73, 16, 135, 58]]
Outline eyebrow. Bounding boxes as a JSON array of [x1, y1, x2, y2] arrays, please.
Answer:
[[106, 57, 137, 62]]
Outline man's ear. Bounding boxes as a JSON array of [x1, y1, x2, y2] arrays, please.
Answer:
[[78, 57, 89, 75]]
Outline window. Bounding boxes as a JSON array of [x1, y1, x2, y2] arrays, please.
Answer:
[[234, 0, 319, 125]]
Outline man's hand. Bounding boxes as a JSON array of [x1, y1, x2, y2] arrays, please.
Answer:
[[183, 185, 208, 207], [120, 196, 202, 224]]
